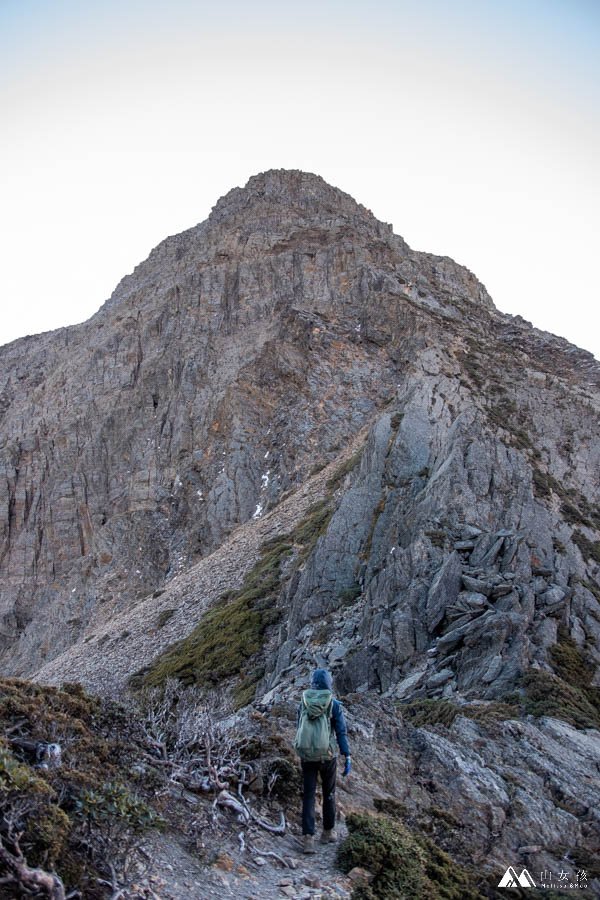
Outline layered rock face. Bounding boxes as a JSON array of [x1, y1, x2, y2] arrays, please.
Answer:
[[0, 170, 410, 672], [0, 169, 503, 674], [2, 169, 600, 886], [3, 169, 597, 684]]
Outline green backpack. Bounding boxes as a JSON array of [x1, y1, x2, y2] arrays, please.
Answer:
[[294, 688, 336, 761]]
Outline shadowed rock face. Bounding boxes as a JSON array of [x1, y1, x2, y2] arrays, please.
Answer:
[[1, 167, 599, 692], [0, 171, 394, 670], [0, 169, 498, 674]]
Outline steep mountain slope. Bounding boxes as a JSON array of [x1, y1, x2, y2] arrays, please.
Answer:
[[2, 169, 597, 681], [2, 169, 600, 892], [0, 169, 436, 673]]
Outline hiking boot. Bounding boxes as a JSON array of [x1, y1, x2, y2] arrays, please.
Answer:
[[320, 829, 337, 843], [302, 834, 317, 854]]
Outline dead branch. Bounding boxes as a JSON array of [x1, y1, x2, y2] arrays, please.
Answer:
[[4, 718, 27, 736], [135, 680, 242, 794], [266, 770, 279, 796], [237, 763, 255, 799], [207, 764, 229, 791], [140, 752, 174, 768], [250, 846, 290, 867], [167, 784, 201, 805], [97, 863, 126, 900], [236, 786, 286, 834], [215, 789, 250, 824], [248, 809, 286, 834], [0, 835, 67, 899]]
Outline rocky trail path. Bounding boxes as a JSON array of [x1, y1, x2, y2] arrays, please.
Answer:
[[135, 817, 354, 900]]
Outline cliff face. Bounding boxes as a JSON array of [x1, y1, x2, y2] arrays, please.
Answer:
[[0, 172, 392, 669], [0, 169, 496, 674], [2, 170, 598, 682], [2, 170, 600, 887]]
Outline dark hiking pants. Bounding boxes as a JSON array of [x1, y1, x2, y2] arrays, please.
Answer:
[[301, 757, 337, 835]]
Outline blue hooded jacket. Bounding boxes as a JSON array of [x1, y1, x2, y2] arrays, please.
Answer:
[[311, 668, 333, 690], [297, 668, 350, 758]]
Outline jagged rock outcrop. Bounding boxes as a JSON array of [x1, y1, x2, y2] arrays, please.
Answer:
[[3, 169, 598, 681], [2, 169, 600, 892]]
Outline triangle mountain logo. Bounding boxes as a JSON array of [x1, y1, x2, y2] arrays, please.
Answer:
[[518, 869, 537, 887], [498, 866, 536, 887]]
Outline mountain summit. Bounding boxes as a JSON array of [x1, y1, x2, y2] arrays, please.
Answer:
[[0, 169, 502, 675], [208, 168, 382, 225], [1, 170, 599, 890]]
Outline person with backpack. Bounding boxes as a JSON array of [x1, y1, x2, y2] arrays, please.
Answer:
[[293, 668, 351, 854]]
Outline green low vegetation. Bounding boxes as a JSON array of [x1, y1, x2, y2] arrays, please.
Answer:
[[521, 626, 600, 730], [338, 582, 362, 605], [360, 496, 387, 563], [400, 698, 459, 729], [457, 340, 541, 454], [0, 679, 161, 898], [362, 800, 571, 900], [551, 625, 598, 691], [532, 467, 600, 535], [338, 812, 485, 899], [572, 529, 600, 565], [485, 397, 534, 451], [326, 447, 364, 490], [132, 498, 336, 705], [561, 491, 600, 530], [132, 536, 293, 699], [576, 577, 600, 605], [399, 698, 520, 730], [522, 626, 600, 729], [532, 468, 562, 500], [522, 669, 600, 730], [456, 348, 485, 390], [156, 607, 176, 628], [292, 498, 334, 557], [399, 629, 600, 733], [552, 845, 600, 882]]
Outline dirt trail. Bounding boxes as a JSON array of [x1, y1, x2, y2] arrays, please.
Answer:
[[136, 816, 353, 900]]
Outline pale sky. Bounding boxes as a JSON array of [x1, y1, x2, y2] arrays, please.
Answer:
[[1, 0, 599, 358]]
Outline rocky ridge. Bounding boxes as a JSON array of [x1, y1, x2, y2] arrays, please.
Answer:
[[1, 169, 600, 894]]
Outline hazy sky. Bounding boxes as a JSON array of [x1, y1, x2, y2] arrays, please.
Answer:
[[2, 0, 599, 358]]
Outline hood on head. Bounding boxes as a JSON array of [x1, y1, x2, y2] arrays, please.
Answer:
[[302, 689, 333, 719], [311, 668, 333, 691]]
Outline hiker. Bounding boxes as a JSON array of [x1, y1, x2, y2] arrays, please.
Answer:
[[294, 668, 351, 854]]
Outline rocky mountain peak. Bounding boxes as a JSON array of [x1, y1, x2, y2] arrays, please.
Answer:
[[1, 170, 600, 894], [207, 168, 386, 231], [100, 169, 403, 319], [103, 168, 496, 322]]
